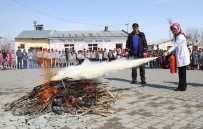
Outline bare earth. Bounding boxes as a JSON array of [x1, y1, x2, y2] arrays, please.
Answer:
[[0, 68, 203, 129]]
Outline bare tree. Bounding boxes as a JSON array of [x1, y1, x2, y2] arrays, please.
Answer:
[[186, 28, 203, 46], [0, 36, 15, 50], [200, 29, 203, 47]]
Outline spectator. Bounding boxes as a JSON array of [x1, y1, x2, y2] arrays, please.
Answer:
[[32, 49, 37, 68], [2, 50, 8, 69], [16, 47, 22, 69], [103, 48, 108, 61], [11, 50, 16, 70], [28, 50, 34, 69], [50, 49, 56, 67], [198, 48, 203, 70], [98, 51, 103, 62], [191, 46, 199, 70], [0, 50, 3, 70], [7, 50, 12, 69], [36, 49, 43, 68], [22, 49, 28, 69]]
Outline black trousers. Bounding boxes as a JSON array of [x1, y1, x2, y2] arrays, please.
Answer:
[[178, 66, 187, 91], [23, 60, 27, 68], [131, 55, 145, 82], [17, 57, 22, 69]]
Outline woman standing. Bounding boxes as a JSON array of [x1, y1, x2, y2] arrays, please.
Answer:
[[7, 50, 12, 69], [164, 23, 190, 91]]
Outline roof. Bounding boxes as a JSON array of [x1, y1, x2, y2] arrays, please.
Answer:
[[15, 30, 52, 39], [149, 38, 172, 45], [51, 30, 128, 38]]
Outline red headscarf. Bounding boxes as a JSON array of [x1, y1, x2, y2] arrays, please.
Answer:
[[170, 23, 186, 37]]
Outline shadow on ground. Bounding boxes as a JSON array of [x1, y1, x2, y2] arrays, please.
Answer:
[[110, 88, 132, 92], [165, 81, 203, 87], [105, 77, 175, 90], [139, 83, 175, 90], [105, 77, 131, 83]]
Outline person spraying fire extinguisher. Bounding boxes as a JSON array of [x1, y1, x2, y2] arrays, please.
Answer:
[[164, 23, 190, 91]]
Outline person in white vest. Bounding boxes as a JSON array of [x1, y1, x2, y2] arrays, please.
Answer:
[[113, 49, 117, 60], [11, 50, 17, 70], [90, 50, 96, 61], [103, 48, 108, 61], [36, 49, 43, 68], [50, 49, 56, 67], [47, 49, 52, 68], [61, 50, 66, 67], [28, 50, 34, 69], [58, 51, 63, 67], [86, 50, 91, 61], [77, 51, 82, 64], [164, 23, 190, 91], [42, 49, 48, 68], [55, 50, 60, 67], [98, 50, 103, 62], [73, 50, 77, 65]]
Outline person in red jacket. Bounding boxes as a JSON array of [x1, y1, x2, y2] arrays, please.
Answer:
[[7, 50, 12, 69]]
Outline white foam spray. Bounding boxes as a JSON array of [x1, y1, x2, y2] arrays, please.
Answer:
[[51, 57, 157, 81]]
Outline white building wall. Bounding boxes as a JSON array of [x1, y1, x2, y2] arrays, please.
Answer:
[[153, 41, 172, 50], [49, 37, 127, 51]]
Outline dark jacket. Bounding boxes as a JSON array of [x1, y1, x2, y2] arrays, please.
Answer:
[[2, 51, 7, 60], [126, 31, 148, 57], [16, 49, 22, 57]]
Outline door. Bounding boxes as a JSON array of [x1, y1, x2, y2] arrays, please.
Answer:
[[116, 44, 122, 49]]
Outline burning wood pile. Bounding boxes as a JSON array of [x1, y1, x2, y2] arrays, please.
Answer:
[[4, 79, 119, 117]]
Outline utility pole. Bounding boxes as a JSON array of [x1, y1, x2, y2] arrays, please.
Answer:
[[125, 23, 129, 33], [33, 20, 37, 31], [167, 18, 173, 39]]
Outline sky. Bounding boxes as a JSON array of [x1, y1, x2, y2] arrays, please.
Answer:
[[0, 0, 203, 44]]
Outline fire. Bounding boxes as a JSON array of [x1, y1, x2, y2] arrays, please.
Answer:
[[37, 83, 59, 103], [4, 79, 119, 116], [85, 85, 92, 91]]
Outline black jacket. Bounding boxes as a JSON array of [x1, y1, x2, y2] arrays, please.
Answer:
[[126, 31, 148, 57]]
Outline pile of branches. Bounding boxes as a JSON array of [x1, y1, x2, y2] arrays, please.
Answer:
[[4, 79, 120, 117]]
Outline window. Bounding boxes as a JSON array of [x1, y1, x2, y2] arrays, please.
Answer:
[[88, 44, 97, 51], [64, 44, 74, 50], [19, 44, 25, 49]]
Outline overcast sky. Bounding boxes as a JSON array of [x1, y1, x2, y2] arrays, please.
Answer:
[[0, 0, 203, 43]]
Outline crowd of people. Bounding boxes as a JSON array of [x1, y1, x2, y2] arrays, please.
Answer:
[[0, 46, 202, 70], [146, 46, 203, 70], [0, 47, 127, 70]]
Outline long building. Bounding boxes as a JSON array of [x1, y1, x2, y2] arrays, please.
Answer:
[[15, 27, 128, 52]]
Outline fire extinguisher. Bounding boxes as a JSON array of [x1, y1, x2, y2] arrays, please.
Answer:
[[170, 54, 177, 73]]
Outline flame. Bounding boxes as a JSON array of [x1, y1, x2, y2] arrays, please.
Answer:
[[37, 84, 59, 103], [85, 85, 92, 91], [39, 88, 53, 100], [63, 96, 76, 107], [87, 92, 95, 97]]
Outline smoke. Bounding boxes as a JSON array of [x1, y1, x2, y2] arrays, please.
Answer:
[[51, 57, 157, 81]]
